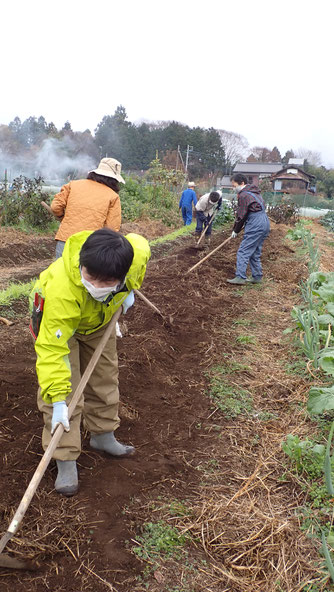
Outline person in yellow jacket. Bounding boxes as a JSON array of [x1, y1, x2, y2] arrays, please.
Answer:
[[51, 158, 124, 258], [30, 228, 151, 496]]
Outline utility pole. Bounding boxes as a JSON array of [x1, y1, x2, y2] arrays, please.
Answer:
[[185, 145, 193, 173], [177, 146, 185, 171], [176, 145, 179, 170]]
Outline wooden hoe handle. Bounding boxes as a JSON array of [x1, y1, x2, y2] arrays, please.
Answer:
[[41, 201, 63, 221], [196, 208, 219, 246], [134, 289, 164, 318], [186, 236, 233, 275], [0, 307, 122, 551]]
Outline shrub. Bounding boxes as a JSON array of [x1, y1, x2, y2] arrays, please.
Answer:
[[212, 203, 234, 227], [0, 176, 52, 229], [120, 175, 181, 226], [267, 201, 299, 225], [320, 211, 334, 232]]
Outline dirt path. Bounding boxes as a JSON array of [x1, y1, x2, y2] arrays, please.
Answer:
[[0, 222, 331, 591]]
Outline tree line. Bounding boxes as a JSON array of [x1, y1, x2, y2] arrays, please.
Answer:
[[1, 106, 333, 194]]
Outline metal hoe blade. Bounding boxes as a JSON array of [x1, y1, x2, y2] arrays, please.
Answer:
[[0, 554, 36, 570], [0, 532, 36, 570]]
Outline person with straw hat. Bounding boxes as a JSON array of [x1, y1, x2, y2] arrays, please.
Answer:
[[51, 158, 125, 258], [179, 182, 197, 225]]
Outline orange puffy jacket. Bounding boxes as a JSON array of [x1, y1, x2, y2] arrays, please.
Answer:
[[51, 179, 121, 241]]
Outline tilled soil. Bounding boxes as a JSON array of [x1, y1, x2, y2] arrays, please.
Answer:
[[0, 223, 306, 591]]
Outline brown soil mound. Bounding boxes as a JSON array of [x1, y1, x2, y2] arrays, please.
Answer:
[[0, 223, 317, 591]]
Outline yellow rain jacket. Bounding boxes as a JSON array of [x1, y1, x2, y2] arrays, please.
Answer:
[[31, 230, 151, 404]]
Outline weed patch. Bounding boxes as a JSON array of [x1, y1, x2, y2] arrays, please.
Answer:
[[150, 223, 196, 245], [206, 366, 253, 418], [236, 334, 256, 345], [0, 280, 34, 306], [132, 521, 188, 564]]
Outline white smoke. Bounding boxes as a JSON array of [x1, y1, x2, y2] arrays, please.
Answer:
[[35, 137, 97, 182], [1, 136, 97, 185]]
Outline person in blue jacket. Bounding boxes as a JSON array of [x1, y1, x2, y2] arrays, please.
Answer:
[[179, 182, 197, 225], [227, 174, 270, 285]]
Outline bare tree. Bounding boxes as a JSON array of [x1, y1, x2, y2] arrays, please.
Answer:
[[247, 146, 271, 161], [296, 147, 322, 166], [218, 130, 249, 173], [135, 119, 180, 132]]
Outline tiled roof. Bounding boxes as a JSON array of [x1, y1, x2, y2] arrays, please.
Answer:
[[233, 162, 283, 174]]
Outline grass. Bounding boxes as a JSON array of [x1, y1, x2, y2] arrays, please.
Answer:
[[255, 410, 279, 421], [0, 280, 34, 306], [285, 357, 308, 376], [162, 499, 190, 518], [233, 318, 257, 327], [236, 334, 257, 345], [4, 219, 58, 235], [149, 213, 232, 246], [132, 521, 188, 563], [149, 222, 196, 246]]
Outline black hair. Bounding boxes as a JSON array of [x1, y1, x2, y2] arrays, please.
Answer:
[[209, 191, 220, 203], [231, 173, 248, 185], [87, 172, 120, 194], [80, 229, 134, 281]]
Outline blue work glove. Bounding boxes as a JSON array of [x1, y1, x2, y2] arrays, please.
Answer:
[[51, 401, 70, 434], [122, 290, 135, 314]]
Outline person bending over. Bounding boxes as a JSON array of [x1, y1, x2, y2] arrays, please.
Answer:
[[30, 228, 150, 496]]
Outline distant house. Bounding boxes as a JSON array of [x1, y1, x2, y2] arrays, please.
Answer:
[[288, 157, 305, 166], [232, 162, 282, 185], [217, 175, 233, 189], [271, 166, 316, 194]]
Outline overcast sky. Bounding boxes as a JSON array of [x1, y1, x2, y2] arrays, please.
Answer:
[[1, 0, 333, 166]]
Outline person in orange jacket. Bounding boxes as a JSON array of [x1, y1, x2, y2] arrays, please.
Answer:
[[51, 158, 124, 258]]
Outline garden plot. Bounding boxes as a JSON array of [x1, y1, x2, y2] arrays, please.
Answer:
[[0, 223, 330, 591], [0, 228, 54, 290]]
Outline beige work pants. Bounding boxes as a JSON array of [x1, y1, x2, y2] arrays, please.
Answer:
[[37, 323, 120, 461]]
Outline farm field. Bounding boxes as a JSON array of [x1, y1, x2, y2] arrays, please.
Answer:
[[0, 221, 333, 592]]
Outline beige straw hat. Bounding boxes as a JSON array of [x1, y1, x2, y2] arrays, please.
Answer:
[[90, 158, 125, 184]]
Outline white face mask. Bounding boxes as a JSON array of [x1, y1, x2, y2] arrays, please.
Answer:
[[80, 271, 122, 302], [235, 184, 245, 193]]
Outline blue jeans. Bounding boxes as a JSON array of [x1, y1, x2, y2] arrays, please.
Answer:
[[182, 206, 193, 225], [55, 240, 65, 259], [236, 212, 270, 279]]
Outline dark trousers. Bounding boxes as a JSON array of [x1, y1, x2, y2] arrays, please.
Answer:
[[195, 211, 213, 236]]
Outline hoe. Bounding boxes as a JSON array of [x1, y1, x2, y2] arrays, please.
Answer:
[[0, 308, 123, 570]]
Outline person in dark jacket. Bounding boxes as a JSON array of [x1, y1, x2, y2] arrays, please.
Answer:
[[227, 174, 270, 285]]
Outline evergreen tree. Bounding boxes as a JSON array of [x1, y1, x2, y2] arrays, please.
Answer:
[[282, 149, 295, 164]]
